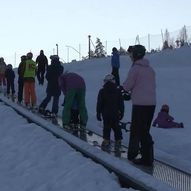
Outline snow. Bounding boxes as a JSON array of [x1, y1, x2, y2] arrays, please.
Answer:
[[0, 46, 191, 190]]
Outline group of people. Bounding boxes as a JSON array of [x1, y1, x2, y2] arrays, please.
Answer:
[[96, 45, 156, 166], [0, 46, 184, 167], [97, 45, 184, 167]]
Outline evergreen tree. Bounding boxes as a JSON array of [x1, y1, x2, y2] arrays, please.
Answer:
[[179, 25, 188, 46], [94, 38, 106, 58]]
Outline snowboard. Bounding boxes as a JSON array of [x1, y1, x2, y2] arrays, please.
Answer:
[[119, 121, 131, 132]]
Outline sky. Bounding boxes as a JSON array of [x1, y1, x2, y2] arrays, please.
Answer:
[[1, 0, 191, 65], [1, 46, 191, 190]]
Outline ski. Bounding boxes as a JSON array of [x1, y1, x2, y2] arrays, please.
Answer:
[[63, 124, 93, 136], [92, 140, 127, 154]]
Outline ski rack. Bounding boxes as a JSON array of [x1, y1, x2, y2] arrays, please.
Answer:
[[0, 95, 190, 191]]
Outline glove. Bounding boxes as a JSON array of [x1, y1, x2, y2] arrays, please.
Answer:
[[96, 113, 102, 121], [118, 86, 131, 101]]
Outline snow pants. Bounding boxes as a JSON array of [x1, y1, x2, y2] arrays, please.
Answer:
[[112, 67, 120, 86], [128, 105, 155, 163], [24, 81, 36, 106], [6, 79, 15, 95], [39, 94, 59, 114], [0, 74, 6, 86], [37, 69, 45, 85], [18, 77, 24, 103], [62, 89, 88, 126], [103, 118, 122, 141]]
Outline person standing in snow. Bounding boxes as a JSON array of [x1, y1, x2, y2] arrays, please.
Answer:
[[96, 74, 124, 147], [39, 55, 63, 116], [5, 64, 15, 98], [123, 45, 156, 166], [0, 57, 7, 93], [17, 55, 27, 104], [111, 47, 120, 86], [22, 52, 37, 108], [36, 50, 48, 85], [59, 72, 88, 129]]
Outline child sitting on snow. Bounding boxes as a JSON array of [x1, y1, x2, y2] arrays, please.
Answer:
[[152, 104, 184, 128]]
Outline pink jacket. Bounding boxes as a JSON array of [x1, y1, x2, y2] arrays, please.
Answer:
[[123, 58, 156, 105]]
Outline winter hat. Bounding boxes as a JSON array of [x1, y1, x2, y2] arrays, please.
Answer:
[[128, 44, 146, 60], [7, 64, 13, 69], [0, 57, 4, 62], [112, 47, 118, 52], [50, 55, 59, 60], [161, 104, 169, 112], [21, 55, 27, 61], [104, 74, 115, 84]]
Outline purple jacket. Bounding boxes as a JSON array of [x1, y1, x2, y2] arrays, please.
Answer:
[[123, 58, 156, 105], [152, 111, 179, 128], [59, 72, 86, 95]]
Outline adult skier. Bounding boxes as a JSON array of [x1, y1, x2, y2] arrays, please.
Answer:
[[123, 45, 156, 166], [36, 50, 48, 85], [17, 55, 27, 104], [59, 72, 88, 129], [111, 47, 120, 86], [39, 55, 63, 116], [23, 52, 37, 108]]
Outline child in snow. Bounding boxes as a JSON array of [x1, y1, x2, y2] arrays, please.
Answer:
[[152, 104, 184, 128], [5, 64, 15, 98], [96, 74, 124, 147]]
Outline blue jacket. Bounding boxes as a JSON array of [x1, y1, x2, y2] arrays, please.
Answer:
[[111, 51, 120, 68]]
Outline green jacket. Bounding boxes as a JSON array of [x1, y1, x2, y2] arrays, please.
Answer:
[[23, 59, 36, 80]]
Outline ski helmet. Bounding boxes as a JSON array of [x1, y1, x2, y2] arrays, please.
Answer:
[[161, 104, 169, 112], [104, 74, 115, 84], [27, 52, 33, 59], [50, 55, 59, 60], [131, 45, 146, 60]]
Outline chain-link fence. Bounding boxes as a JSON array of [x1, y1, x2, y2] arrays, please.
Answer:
[[3, 25, 191, 67], [62, 25, 191, 62]]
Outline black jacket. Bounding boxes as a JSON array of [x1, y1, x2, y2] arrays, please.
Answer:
[[36, 54, 48, 71], [96, 82, 124, 121], [46, 60, 63, 96], [5, 68, 15, 82]]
